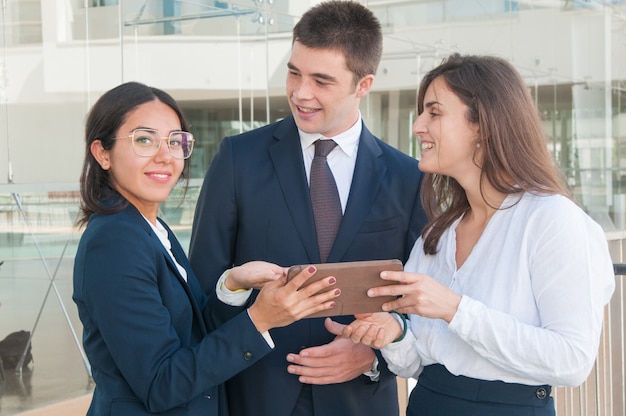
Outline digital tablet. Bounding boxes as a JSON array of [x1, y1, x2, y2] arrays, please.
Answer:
[[287, 259, 403, 318]]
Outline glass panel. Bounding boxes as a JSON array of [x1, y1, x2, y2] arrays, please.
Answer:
[[2, 0, 626, 412]]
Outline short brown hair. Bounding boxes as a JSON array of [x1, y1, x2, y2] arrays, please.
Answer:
[[293, 1, 382, 84]]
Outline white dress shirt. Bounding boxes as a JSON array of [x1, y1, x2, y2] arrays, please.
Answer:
[[381, 192, 615, 387]]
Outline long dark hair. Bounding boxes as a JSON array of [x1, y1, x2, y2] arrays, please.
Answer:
[[76, 81, 191, 227], [419, 54, 571, 254]]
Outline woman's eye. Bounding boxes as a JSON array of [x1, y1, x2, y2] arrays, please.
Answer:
[[135, 135, 153, 145]]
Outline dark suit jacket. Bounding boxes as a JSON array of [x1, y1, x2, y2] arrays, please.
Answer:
[[189, 116, 427, 416], [73, 200, 273, 416]]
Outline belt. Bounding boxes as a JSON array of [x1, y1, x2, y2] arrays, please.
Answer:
[[417, 364, 552, 407]]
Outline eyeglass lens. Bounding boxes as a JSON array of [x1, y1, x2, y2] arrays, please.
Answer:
[[131, 129, 194, 159]]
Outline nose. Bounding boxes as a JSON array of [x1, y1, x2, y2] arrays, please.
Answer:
[[292, 78, 313, 101], [154, 138, 173, 162], [412, 113, 427, 136]]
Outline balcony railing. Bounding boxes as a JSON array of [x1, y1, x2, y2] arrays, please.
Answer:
[[553, 264, 625, 416], [1, 192, 625, 414]]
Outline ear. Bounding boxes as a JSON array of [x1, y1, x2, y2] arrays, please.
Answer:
[[355, 74, 375, 98], [91, 140, 111, 170]]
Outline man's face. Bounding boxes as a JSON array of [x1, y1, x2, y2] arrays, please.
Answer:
[[286, 41, 373, 137]]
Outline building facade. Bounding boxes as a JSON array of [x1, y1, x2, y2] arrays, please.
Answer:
[[1, 1, 626, 413]]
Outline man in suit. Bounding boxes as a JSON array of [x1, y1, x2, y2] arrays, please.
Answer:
[[189, 1, 427, 415]]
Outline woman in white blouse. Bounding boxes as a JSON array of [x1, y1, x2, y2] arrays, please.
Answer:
[[330, 53, 615, 416]]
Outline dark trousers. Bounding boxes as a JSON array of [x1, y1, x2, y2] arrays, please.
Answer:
[[407, 364, 555, 416]]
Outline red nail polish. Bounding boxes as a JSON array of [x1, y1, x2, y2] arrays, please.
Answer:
[[308, 266, 316, 273]]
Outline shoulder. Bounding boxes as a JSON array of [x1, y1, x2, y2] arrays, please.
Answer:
[[517, 193, 585, 217], [514, 193, 605, 238], [225, 116, 295, 146], [363, 135, 421, 180], [76, 209, 161, 285], [81, 207, 151, 248], [359, 124, 418, 166], [360, 124, 419, 164]]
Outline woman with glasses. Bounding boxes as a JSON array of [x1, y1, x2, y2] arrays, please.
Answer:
[[73, 81, 339, 416]]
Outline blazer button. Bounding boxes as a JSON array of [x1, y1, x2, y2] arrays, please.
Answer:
[[243, 351, 253, 361], [535, 387, 547, 400]]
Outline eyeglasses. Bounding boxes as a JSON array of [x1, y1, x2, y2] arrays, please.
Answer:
[[115, 128, 195, 159]]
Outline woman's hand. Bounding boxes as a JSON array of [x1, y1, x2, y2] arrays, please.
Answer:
[[248, 266, 340, 333], [224, 261, 287, 291], [328, 313, 402, 350], [371, 271, 462, 323]]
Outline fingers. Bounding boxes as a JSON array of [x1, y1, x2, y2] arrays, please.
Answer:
[[228, 261, 286, 290], [286, 338, 375, 384], [379, 270, 408, 283], [339, 312, 400, 348], [366, 271, 416, 298], [286, 265, 340, 298], [298, 287, 340, 318], [367, 284, 404, 299], [287, 268, 340, 318], [286, 265, 318, 288], [324, 317, 345, 337], [346, 324, 387, 348]]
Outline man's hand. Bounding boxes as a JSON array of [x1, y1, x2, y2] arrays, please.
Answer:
[[285, 318, 376, 384], [225, 261, 286, 291]]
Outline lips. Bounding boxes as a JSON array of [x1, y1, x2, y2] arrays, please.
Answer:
[[297, 105, 320, 113], [421, 142, 434, 151], [146, 172, 172, 182]]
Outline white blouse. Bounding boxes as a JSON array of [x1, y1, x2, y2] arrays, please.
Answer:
[[381, 192, 615, 387], [145, 216, 187, 282]]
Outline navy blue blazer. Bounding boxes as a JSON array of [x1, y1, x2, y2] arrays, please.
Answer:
[[189, 115, 427, 416], [73, 201, 273, 416]]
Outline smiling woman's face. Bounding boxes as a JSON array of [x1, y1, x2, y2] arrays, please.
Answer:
[[413, 77, 481, 180], [91, 99, 184, 221]]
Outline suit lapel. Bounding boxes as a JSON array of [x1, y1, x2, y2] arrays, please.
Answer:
[[152, 218, 209, 336], [328, 126, 385, 262], [269, 116, 321, 263]]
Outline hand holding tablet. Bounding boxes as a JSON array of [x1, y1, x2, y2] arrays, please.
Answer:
[[287, 259, 403, 318]]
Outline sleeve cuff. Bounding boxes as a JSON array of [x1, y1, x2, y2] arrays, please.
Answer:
[[363, 356, 380, 381], [216, 269, 253, 306], [246, 309, 275, 348]]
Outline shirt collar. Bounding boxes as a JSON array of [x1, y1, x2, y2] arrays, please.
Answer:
[[299, 113, 362, 158]]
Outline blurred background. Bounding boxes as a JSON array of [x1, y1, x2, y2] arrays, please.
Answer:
[[1, 1, 625, 415]]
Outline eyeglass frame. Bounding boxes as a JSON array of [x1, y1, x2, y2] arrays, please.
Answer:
[[113, 128, 195, 160]]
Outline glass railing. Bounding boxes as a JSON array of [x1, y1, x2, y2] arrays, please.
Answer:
[[1, 189, 625, 414]]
